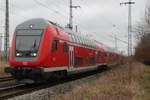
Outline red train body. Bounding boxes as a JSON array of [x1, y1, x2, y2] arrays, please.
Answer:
[[5, 18, 120, 84]]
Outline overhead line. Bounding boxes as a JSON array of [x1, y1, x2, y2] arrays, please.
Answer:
[[0, 6, 28, 19], [33, 0, 68, 20]]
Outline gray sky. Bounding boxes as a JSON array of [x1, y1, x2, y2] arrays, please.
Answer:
[[0, 0, 146, 54]]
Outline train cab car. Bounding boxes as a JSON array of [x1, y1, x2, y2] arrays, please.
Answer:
[[5, 18, 69, 83], [5, 18, 107, 84]]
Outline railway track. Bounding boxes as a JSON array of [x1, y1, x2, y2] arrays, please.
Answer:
[[0, 67, 111, 100], [0, 77, 14, 82], [0, 84, 31, 99]]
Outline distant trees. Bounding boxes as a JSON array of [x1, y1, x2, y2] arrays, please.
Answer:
[[134, 5, 150, 64]]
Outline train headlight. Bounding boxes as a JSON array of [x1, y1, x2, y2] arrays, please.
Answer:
[[30, 53, 37, 57], [16, 53, 22, 57]]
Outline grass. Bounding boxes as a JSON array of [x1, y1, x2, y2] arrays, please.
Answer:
[[0, 53, 10, 78], [0, 61, 10, 78], [52, 62, 145, 100], [143, 64, 150, 100]]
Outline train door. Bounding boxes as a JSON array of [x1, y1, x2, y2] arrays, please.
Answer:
[[51, 40, 68, 67], [69, 46, 74, 70]]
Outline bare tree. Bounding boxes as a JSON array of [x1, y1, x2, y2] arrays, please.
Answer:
[[145, 5, 150, 26], [134, 4, 150, 64]]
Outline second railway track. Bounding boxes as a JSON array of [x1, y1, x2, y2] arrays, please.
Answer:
[[0, 77, 14, 83]]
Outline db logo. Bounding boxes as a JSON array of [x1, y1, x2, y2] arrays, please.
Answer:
[[52, 57, 56, 61], [23, 62, 28, 65]]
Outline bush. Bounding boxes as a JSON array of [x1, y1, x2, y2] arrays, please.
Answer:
[[134, 3, 150, 65], [134, 34, 150, 65]]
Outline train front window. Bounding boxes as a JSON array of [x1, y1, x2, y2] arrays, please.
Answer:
[[15, 29, 43, 57]]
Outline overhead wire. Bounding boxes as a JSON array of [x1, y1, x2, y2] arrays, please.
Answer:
[[31, 0, 88, 31], [1, 0, 126, 48], [0, 4, 29, 20], [43, 0, 69, 19], [33, 0, 68, 20]]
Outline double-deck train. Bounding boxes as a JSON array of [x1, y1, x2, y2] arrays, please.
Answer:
[[5, 18, 121, 84]]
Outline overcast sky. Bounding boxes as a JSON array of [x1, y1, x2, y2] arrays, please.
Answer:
[[0, 0, 147, 54]]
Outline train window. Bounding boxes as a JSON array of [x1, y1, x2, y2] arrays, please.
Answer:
[[74, 35, 77, 43], [90, 57, 95, 64], [75, 35, 78, 43], [91, 41, 93, 48], [85, 39, 88, 46], [87, 40, 89, 46], [75, 56, 83, 66], [84, 39, 86, 45], [72, 35, 75, 43], [93, 42, 95, 48], [90, 41, 92, 48], [90, 41, 92, 47], [69, 34, 72, 42], [92, 41, 94, 48], [86, 40, 88, 46], [82, 38, 84, 45], [89, 40, 91, 47], [84, 38, 87, 46], [87, 40, 90, 47], [52, 40, 58, 52], [70, 35, 72, 41], [63, 42, 68, 53], [16, 31, 42, 54], [78, 36, 80, 44], [71, 35, 74, 42], [81, 38, 84, 45], [76, 36, 79, 44], [79, 37, 82, 44], [77, 36, 80, 44], [88, 40, 90, 47]]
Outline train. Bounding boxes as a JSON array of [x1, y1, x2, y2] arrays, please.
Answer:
[[5, 18, 121, 84]]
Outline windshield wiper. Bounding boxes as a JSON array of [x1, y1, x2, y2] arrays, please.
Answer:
[[30, 40, 37, 52], [33, 40, 36, 48]]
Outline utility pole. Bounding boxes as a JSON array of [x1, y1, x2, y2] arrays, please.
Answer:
[[0, 33, 3, 52], [68, 0, 80, 30], [120, 0, 135, 56], [5, 0, 9, 61]]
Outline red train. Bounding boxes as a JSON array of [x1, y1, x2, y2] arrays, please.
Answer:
[[5, 18, 120, 84]]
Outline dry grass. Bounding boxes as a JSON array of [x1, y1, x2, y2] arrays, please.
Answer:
[[0, 61, 10, 78], [0, 53, 10, 78], [143, 64, 150, 100], [52, 62, 145, 100], [134, 34, 150, 65]]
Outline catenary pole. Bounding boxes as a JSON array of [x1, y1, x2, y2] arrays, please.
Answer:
[[68, 0, 80, 30], [5, 0, 9, 61], [120, 0, 135, 56]]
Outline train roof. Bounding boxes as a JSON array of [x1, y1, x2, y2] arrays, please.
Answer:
[[16, 18, 64, 30], [15, 18, 111, 51]]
